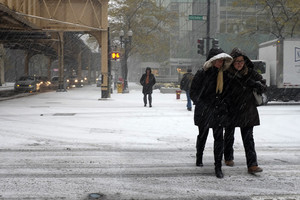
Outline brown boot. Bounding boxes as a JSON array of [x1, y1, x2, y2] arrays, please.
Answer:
[[225, 160, 234, 167], [248, 166, 263, 174]]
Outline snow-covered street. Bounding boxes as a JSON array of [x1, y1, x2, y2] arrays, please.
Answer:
[[0, 83, 299, 200]]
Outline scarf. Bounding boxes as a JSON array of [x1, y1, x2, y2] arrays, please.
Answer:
[[216, 68, 223, 94]]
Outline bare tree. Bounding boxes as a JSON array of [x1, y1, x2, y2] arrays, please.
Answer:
[[232, 0, 300, 38], [109, 0, 177, 62]]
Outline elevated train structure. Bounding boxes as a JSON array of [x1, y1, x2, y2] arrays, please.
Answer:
[[0, 0, 110, 98]]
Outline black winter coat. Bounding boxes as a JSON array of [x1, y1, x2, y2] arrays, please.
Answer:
[[227, 66, 265, 127], [140, 73, 156, 94], [190, 67, 232, 129]]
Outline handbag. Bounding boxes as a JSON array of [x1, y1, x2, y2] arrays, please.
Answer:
[[253, 89, 263, 106]]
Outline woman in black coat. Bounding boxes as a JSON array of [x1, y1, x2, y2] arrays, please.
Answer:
[[140, 67, 156, 107], [224, 48, 266, 174], [190, 48, 233, 178]]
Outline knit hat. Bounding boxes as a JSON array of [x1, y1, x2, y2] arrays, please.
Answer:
[[145, 67, 152, 73]]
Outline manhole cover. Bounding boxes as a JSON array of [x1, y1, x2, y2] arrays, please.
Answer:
[[157, 137, 189, 142], [53, 113, 76, 116], [46, 102, 62, 104], [88, 193, 105, 199], [30, 106, 50, 108], [98, 98, 113, 101], [251, 195, 300, 200]]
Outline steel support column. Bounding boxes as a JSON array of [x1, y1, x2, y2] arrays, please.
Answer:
[[57, 32, 66, 91], [77, 50, 82, 81], [100, 30, 109, 98]]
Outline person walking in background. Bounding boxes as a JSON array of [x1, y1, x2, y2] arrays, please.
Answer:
[[190, 48, 233, 178], [140, 67, 156, 107], [180, 69, 194, 111], [224, 48, 266, 174]]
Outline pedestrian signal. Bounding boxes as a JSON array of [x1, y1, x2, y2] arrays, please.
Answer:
[[111, 52, 120, 60], [197, 39, 204, 55], [212, 39, 219, 48]]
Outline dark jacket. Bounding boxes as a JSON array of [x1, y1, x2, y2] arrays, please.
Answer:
[[190, 48, 233, 129], [227, 48, 266, 127], [180, 72, 194, 91], [140, 67, 156, 94]]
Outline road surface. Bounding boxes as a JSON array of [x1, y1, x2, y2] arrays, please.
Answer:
[[0, 84, 299, 200]]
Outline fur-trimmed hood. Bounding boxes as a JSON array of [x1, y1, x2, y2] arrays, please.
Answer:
[[230, 48, 253, 68], [203, 48, 233, 71]]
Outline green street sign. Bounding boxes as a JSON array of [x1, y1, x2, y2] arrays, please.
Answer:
[[188, 15, 207, 21]]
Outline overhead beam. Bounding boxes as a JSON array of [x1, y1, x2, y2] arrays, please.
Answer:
[[16, 12, 106, 32]]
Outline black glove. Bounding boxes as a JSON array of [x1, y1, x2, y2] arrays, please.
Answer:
[[245, 79, 256, 87], [260, 79, 266, 85], [254, 81, 267, 94]]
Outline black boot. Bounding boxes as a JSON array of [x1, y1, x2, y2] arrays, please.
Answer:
[[195, 128, 209, 167], [213, 127, 224, 178], [196, 153, 203, 167], [215, 167, 223, 178], [149, 94, 152, 107]]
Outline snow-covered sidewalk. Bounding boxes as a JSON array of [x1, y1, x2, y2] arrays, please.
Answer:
[[0, 83, 299, 150]]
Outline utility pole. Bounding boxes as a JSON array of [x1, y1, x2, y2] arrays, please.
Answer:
[[206, 0, 210, 58]]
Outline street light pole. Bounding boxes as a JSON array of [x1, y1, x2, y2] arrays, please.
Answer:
[[123, 41, 128, 92], [206, 0, 210, 58], [119, 29, 133, 93]]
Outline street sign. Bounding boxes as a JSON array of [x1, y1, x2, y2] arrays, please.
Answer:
[[188, 15, 207, 21]]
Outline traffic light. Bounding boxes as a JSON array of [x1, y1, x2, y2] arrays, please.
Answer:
[[197, 38, 204, 55], [111, 52, 120, 60], [212, 39, 219, 48]]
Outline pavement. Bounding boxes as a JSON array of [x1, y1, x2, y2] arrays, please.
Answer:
[[0, 83, 299, 200]]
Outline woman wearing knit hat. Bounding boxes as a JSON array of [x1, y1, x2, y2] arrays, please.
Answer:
[[224, 48, 266, 174], [190, 48, 233, 178]]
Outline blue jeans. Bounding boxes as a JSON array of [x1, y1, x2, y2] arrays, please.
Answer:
[[186, 90, 192, 109]]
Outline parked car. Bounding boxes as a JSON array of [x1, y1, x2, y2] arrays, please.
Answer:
[[66, 76, 83, 88], [14, 76, 41, 92]]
